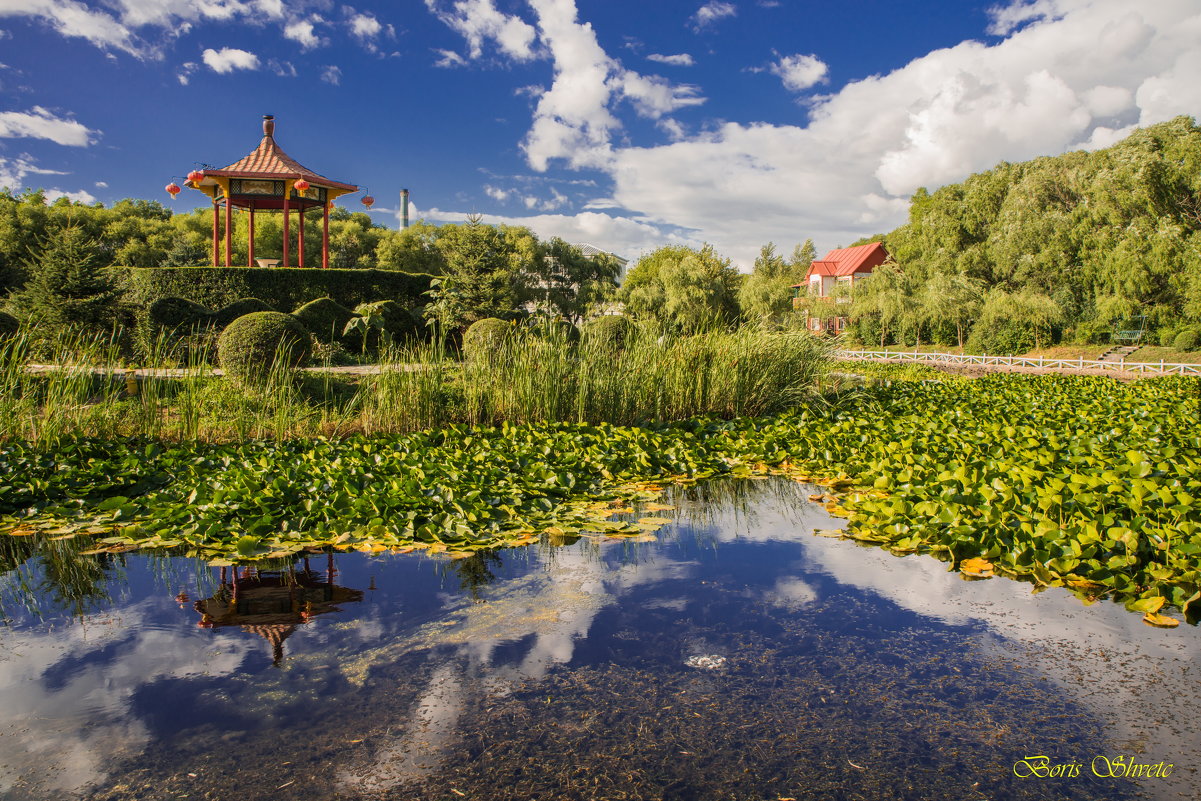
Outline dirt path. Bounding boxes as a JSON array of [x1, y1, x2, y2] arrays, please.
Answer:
[[842, 357, 1144, 381]]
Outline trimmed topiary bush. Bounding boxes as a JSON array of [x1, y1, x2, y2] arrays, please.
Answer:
[[293, 297, 356, 343], [212, 298, 275, 329], [1158, 327, 1178, 347], [217, 312, 312, 384], [525, 317, 580, 344], [462, 317, 513, 362], [0, 310, 19, 337], [583, 315, 632, 350], [148, 297, 214, 330], [119, 266, 434, 315], [1173, 329, 1199, 352], [374, 300, 425, 342]]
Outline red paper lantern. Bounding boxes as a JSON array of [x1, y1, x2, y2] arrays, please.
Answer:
[[361, 195, 374, 209], [294, 178, 310, 194], [165, 182, 181, 198], [186, 170, 204, 184]]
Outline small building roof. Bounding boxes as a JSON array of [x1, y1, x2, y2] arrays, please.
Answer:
[[572, 243, 628, 266], [793, 242, 890, 286]]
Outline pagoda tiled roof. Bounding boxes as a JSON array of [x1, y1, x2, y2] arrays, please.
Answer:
[[206, 134, 357, 191]]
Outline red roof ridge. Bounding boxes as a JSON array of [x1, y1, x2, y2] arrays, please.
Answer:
[[804, 241, 889, 280]]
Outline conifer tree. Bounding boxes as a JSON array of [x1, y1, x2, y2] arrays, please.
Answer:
[[17, 224, 117, 332]]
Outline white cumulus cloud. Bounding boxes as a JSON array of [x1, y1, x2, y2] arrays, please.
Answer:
[[770, 53, 828, 91], [647, 53, 694, 66], [424, 0, 538, 61], [0, 154, 66, 192], [201, 47, 260, 74], [283, 17, 323, 50], [321, 64, 342, 85], [519, 0, 707, 171], [44, 187, 96, 203], [0, 0, 140, 56], [349, 12, 381, 40], [690, 1, 736, 31], [420, 207, 693, 263], [433, 48, 468, 68], [0, 106, 96, 146]]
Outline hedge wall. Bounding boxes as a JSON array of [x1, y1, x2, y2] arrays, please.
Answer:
[[119, 267, 434, 312]]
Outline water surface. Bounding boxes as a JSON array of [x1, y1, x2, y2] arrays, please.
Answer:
[[1, 479, 1196, 800]]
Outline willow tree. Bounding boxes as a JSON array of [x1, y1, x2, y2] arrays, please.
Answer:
[[920, 272, 985, 348], [849, 261, 913, 348], [621, 244, 741, 332]]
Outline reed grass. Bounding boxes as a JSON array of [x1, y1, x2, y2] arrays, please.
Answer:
[[460, 320, 830, 426], [0, 319, 831, 444]]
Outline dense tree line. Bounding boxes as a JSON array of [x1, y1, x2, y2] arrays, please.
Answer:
[[851, 115, 1201, 350], [0, 192, 622, 334]]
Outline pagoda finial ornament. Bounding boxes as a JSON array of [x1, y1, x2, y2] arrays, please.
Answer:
[[263, 114, 275, 137]]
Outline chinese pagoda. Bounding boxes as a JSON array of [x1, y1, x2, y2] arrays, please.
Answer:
[[178, 115, 367, 269]]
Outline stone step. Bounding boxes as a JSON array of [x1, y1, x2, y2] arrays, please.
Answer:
[[1097, 345, 1142, 363]]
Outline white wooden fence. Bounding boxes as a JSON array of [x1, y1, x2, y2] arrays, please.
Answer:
[[835, 350, 1201, 376]]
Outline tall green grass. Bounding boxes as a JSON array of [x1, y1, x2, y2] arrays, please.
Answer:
[[461, 321, 830, 426], [0, 320, 830, 443]]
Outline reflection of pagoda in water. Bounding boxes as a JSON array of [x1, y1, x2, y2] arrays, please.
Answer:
[[194, 554, 363, 666]]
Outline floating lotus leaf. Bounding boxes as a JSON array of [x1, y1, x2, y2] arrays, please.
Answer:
[[1142, 612, 1180, 628], [960, 557, 996, 578]]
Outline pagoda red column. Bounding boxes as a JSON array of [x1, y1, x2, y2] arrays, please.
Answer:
[[282, 193, 290, 268], [211, 201, 219, 268], [224, 196, 233, 267], [298, 206, 305, 268], [322, 202, 330, 269], [247, 203, 255, 267]]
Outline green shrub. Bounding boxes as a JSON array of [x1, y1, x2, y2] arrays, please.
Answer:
[[212, 298, 275, 329], [964, 322, 1035, 356], [0, 310, 20, 337], [583, 315, 631, 350], [293, 297, 355, 343], [147, 297, 213, 331], [525, 316, 580, 344], [1158, 327, 1177, 347], [119, 266, 434, 315], [374, 300, 425, 342], [217, 312, 312, 385], [1173, 329, 1199, 352], [1069, 319, 1110, 345], [462, 317, 513, 362]]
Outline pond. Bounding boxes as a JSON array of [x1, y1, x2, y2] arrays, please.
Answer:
[[0, 478, 1197, 801]]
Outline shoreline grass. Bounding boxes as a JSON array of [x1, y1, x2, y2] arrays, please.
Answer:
[[0, 322, 831, 444]]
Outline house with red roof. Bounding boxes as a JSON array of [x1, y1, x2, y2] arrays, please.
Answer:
[[792, 242, 890, 333]]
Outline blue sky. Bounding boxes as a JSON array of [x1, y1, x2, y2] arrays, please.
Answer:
[[2, 0, 1200, 267]]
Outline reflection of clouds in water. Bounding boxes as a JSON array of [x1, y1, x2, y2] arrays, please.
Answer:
[[790, 511, 1201, 801], [688, 482, 847, 544], [764, 576, 818, 611], [339, 485, 832, 793], [341, 663, 464, 792], [339, 543, 700, 792], [0, 600, 252, 797]]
